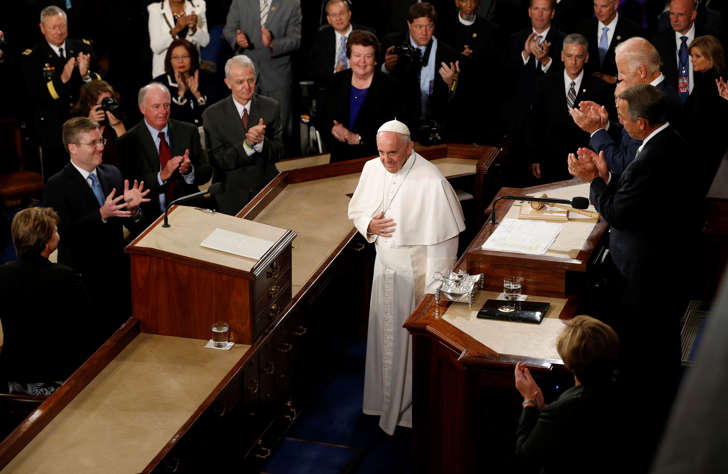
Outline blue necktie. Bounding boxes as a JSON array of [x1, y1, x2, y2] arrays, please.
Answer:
[[337, 34, 348, 70], [88, 173, 105, 207], [598, 27, 609, 65], [678, 36, 689, 103]]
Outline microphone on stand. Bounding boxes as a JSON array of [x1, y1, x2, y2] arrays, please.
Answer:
[[162, 182, 222, 228], [489, 195, 590, 225]]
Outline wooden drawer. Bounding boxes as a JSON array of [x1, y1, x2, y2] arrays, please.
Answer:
[[252, 278, 292, 340], [254, 246, 292, 299]]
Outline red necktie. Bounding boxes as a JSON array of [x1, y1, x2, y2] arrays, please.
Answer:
[[242, 108, 249, 129], [158, 131, 176, 201]]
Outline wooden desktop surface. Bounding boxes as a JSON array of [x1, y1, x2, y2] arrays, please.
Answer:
[[441, 290, 566, 363], [3, 334, 249, 474], [132, 205, 288, 273], [253, 157, 476, 295]]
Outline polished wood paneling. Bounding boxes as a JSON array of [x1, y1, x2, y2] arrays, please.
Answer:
[[130, 254, 254, 342]]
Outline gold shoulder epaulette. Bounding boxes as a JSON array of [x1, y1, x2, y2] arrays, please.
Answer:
[[22, 49, 32, 56]]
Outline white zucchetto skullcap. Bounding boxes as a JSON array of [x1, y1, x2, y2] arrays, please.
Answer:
[[377, 120, 410, 136]]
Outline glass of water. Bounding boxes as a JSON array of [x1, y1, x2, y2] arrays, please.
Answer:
[[211, 321, 230, 348], [503, 276, 524, 301]]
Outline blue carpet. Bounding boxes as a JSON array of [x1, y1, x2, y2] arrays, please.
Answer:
[[262, 438, 362, 474], [263, 336, 413, 474]]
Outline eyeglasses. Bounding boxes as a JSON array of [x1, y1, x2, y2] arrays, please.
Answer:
[[171, 55, 191, 61], [78, 138, 107, 147]]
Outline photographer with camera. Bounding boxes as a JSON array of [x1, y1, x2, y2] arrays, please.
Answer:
[[380, 2, 460, 145], [71, 80, 126, 168]]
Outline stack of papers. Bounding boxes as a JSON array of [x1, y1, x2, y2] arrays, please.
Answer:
[[482, 218, 564, 255]]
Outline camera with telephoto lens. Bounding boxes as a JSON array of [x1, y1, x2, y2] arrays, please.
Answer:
[[100, 96, 122, 117]]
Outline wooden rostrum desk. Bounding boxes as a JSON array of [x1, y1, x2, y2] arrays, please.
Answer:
[[0, 144, 501, 472], [404, 179, 609, 474]]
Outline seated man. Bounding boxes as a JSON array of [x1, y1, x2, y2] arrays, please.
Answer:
[[0, 207, 95, 395], [117, 82, 212, 224], [45, 117, 149, 338], [527, 33, 609, 183], [381, 2, 460, 143]]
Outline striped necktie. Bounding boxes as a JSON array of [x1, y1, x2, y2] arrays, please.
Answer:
[[260, 0, 272, 27], [567, 81, 577, 109]]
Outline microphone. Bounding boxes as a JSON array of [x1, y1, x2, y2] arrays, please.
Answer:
[[162, 182, 222, 228], [489, 195, 590, 225]]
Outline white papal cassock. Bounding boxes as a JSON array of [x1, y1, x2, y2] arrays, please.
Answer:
[[348, 151, 465, 434]]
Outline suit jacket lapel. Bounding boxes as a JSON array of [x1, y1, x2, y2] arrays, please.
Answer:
[[138, 123, 161, 173], [167, 120, 184, 157], [249, 95, 262, 131]]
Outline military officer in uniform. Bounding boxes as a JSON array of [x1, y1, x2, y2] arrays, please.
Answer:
[[22, 5, 101, 181]]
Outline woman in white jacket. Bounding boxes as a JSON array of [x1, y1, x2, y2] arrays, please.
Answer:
[[148, 0, 210, 78]]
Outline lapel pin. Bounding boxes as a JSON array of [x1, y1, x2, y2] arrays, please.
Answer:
[[472, 33, 477, 38]]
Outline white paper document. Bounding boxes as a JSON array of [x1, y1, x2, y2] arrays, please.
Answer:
[[482, 218, 564, 255], [200, 228, 274, 260]]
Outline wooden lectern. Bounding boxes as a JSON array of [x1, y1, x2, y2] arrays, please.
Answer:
[[405, 179, 609, 474], [126, 205, 296, 344]]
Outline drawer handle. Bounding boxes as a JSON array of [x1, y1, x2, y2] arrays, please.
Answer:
[[212, 400, 227, 418], [263, 361, 275, 375], [255, 441, 272, 459], [165, 457, 181, 473], [269, 304, 278, 319], [277, 342, 292, 353], [293, 325, 307, 336], [266, 260, 281, 279], [352, 242, 366, 252], [268, 285, 280, 299], [247, 379, 259, 394]]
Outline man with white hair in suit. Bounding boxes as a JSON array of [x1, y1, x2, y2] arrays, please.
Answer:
[[348, 119, 465, 435]]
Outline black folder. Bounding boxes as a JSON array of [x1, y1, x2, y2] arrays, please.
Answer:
[[477, 299, 550, 324]]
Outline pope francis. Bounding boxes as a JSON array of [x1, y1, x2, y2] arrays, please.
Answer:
[[348, 120, 465, 434]]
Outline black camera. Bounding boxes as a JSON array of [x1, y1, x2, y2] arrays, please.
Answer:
[[390, 42, 422, 66], [100, 96, 122, 117], [417, 121, 443, 146]]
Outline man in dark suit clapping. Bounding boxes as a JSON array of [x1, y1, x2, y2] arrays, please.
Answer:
[[45, 117, 150, 338], [527, 33, 609, 183], [568, 84, 699, 469], [202, 55, 283, 215], [117, 82, 212, 224]]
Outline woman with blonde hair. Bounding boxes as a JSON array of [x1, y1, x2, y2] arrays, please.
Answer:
[[686, 35, 728, 192], [514, 316, 620, 474]]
